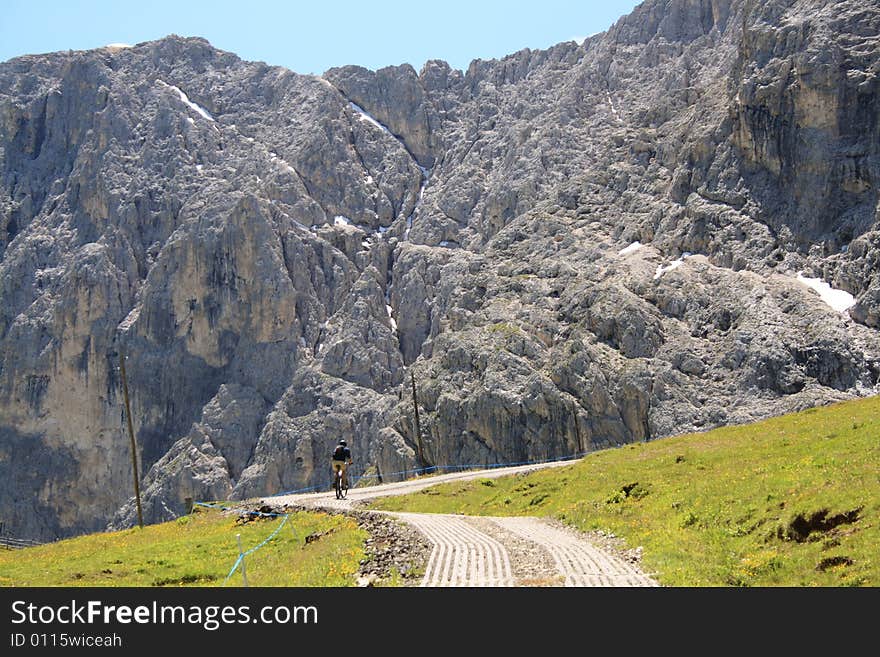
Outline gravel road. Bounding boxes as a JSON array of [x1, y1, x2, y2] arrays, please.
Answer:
[[263, 460, 659, 587]]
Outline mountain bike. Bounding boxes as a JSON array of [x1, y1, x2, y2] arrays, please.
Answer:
[[334, 466, 349, 500]]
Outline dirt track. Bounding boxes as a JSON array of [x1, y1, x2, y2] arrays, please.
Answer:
[[264, 460, 659, 587]]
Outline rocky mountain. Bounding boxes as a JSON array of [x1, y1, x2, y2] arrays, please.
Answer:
[[1, 0, 878, 541]]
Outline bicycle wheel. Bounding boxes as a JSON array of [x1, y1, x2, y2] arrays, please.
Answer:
[[335, 472, 342, 499], [340, 476, 348, 499]]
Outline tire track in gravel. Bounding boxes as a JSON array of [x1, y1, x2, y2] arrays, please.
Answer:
[[390, 513, 656, 587], [393, 513, 515, 586], [488, 516, 657, 587]]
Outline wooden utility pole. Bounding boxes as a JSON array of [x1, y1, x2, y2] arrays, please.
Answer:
[[119, 350, 144, 529], [410, 370, 425, 469], [572, 401, 584, 454]]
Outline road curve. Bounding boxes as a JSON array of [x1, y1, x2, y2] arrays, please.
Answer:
[[268, 458, 577, 510], [263, 459, 659, 587]]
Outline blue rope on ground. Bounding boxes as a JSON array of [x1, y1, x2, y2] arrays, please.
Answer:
[[222, 554, 245, 586], [192, 501, 226, 510], [221, 513, 291, 586]]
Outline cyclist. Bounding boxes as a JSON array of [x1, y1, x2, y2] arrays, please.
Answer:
[[330, 439, 352, 490]]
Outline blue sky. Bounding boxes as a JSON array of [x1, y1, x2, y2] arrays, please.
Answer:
[[1, 1, 642, 75]]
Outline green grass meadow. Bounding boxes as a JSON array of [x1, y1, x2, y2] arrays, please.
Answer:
[[0, 507, 366, 587]]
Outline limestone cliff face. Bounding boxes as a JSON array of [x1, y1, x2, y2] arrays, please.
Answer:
[[2, 0, 879, 541]]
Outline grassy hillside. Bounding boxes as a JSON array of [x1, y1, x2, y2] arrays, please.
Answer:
[[0, 507, 366, 587], [369, 394, 880, 586], [3, 394, 877, 587]]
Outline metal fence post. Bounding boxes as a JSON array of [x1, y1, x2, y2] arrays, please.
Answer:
[[236, 534, 249, 587]]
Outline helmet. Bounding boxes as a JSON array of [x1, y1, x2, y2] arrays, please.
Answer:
[[339, 439, 347, 446]]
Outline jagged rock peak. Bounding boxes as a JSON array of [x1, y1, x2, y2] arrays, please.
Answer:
[[1, 0, 879, 542]]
